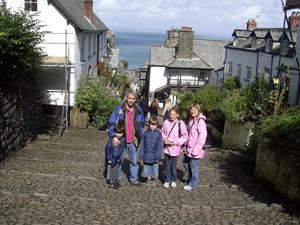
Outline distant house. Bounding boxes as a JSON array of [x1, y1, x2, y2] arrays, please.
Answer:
[[6, 0, 109, 114], [148, 27, 230, 106], [223, 15, 300, 105]]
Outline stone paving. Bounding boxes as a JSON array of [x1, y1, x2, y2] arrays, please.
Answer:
[[0, 117, 300, 224]]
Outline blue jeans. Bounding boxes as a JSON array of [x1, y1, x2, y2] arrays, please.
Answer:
[[165, 154, 178, 183], [119, 142, 139, 182], [182, 154, 200, 189], [141, 162, 159, 179]]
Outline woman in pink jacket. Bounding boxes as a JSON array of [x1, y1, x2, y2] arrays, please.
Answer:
[[161, 107, 188, 188], [183, 103, 207, 191]]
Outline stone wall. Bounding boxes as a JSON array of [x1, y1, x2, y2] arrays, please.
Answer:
[[255, 141, 300, 203], [0, 87, 44, 161], [222, 121, 254, 151]]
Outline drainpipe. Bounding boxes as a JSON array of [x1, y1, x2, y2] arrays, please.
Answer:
[[222, 47, 228, 90], [270, 54, 275, 80], [255, 50, 259, 75], [97, 32, 102, 64]]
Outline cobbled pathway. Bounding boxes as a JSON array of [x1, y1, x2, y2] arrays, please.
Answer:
[[0, 121, 299, 224]]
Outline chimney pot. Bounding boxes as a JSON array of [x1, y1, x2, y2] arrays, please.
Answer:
[[247, 18, 257, 30]]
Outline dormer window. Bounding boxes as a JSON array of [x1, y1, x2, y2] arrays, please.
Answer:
[[25, 0, 37, 12], [233, 36, 238, 46], [251, 37, 257, 48], [281, 39, 290, 55], [265, 38, 273, 53]]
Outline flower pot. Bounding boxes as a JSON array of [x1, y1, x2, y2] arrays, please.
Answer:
[[70, 108, 89, 129]]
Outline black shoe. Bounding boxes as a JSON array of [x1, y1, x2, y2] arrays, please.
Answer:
[[109, 180, 115, 188], [114, 180, 122, 189], [130, 179, 142, 186]]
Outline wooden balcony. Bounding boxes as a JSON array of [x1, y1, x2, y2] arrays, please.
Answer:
[[168, 78, 205, 88]]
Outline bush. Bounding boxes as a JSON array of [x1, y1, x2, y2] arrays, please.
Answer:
[[224, 77, 241, 90], [221, 91, 249, 123], [249, 106, 300, 171], [194, 85, 225, 116], [0, 2, 47, 85], [241, 72, 272, 115], [75, 74, 121, 130]]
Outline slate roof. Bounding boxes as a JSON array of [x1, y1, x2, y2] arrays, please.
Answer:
[[193, 39, 230, 70], [150, 46, 175, 66], [232, 29, 252, 38], [228, 27, 297, 55], [150, 39, 229, 71], [166, 55, 211, 69], [48, 0, 108, 32]]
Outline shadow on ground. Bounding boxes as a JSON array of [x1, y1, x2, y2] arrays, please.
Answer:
[[210, 149, 300, 218]]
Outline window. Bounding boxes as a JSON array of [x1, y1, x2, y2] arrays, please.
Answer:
[[251, 37, 257, 48], [281, 39, 290, 55], [237, 64, 242, 77], [25, 0, 37, 11], [228, 62, 233, 74], [246, 67, 252, 80], [265, 38, 273, 52], [233, 36, 238, 46]]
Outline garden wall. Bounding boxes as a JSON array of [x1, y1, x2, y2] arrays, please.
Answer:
[[0, 87, 44, 161], [222, 121, 253, 151], [255, 142, 300, 203]]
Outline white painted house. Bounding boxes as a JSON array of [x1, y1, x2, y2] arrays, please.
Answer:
[[6, 0, 109, 113], [148, 27, 229, 106], [223, 15, 300, 105]]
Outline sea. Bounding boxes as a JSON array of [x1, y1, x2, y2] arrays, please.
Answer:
[[114, 30, 232, 70]]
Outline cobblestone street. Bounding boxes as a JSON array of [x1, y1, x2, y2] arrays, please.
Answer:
[[0, 117, 299, 224]]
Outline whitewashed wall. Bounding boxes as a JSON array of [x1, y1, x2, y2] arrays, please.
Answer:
[[225, 47, 298, 105], [6, 1, 108, 107], [148, 66, 167, 101]]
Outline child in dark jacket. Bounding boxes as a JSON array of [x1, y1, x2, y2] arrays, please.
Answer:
[[105, 124, 126, 189], [138, 116, 163, 187]]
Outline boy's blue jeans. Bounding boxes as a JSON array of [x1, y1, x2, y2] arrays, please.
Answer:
[[118, 142, 139, 182], [182, 154, 200, 189], [164, 154, 178, 183]]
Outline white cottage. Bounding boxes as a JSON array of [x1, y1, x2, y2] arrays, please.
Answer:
[[6, 0, 109, 114], [148, 27, 229, 106]]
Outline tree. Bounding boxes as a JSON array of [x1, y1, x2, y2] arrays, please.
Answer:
[[121, 60, 129, 69], [0, 2, 47, 85]]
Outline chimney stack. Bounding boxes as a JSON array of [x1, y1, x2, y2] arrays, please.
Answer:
[[247, 18, 257, 30], [289, 11, 300, 27], [84, 0, 93, 22], [178, 27, 194, 58]]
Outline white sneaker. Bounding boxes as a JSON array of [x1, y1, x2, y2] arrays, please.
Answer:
[[171, 182, 177, 188], [164, 182, 170, 188], [184, 185, 193, 191]]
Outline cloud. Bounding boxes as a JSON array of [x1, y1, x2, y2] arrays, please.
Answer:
[[94, 0, 289, 35]]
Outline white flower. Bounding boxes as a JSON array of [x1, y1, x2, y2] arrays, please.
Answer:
[[273, 78, 279, 85]]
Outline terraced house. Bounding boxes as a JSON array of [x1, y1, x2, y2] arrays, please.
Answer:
[[6, 0, 109, 114], [222, 14, 300, 105]]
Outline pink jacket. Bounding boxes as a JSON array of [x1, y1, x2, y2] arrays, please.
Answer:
[[161, 119, 188, 156], [184, 114, 207, 159]]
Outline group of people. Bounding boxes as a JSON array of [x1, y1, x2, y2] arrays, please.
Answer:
[[139, 96, 160, 120], [105, 90, 207, 191]]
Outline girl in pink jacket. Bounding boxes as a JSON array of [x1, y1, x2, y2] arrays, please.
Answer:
[[183, 103, 207, 191], [161, 107, 188, 188]]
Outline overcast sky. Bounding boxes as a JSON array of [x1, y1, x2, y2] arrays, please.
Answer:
[[94, 0, 294, 37]]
